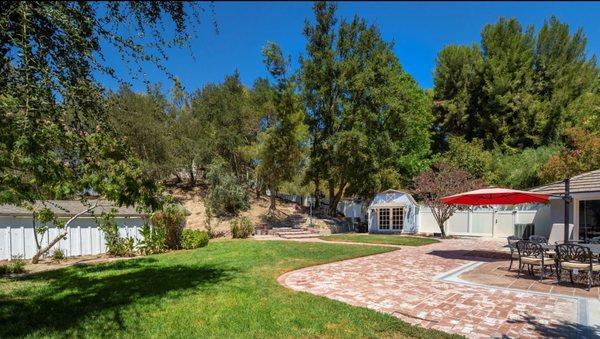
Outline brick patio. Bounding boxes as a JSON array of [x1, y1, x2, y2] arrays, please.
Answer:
[[278, 238, 590, 338]]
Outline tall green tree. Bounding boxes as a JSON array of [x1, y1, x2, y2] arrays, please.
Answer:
[[107, 85, 173, 180], [433, 16, 598, 151], [301, 3, 432, 214], [257, 42, 308, 211], [300, 1, 339, 207]]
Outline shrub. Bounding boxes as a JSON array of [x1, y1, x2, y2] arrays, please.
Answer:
[[98, 213, 136, 257], [150, 203, 188, 250], [138, 222, 167, 255], [0, 256, 26, 275], [205, 158, 250, 217], [51, 248, 65, 262], [181, 229, 209, 249], [230, 217, 254, 239]]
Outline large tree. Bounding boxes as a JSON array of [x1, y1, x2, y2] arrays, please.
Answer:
[[301, 3, 432, 215], [433, 16, 598, 151], [0, 2, 203, 261], [257, 42, 308, 211]]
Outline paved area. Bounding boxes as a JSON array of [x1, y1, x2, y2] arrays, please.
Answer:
[[279, 238, 590, 338], [461, 259, 600, 299]]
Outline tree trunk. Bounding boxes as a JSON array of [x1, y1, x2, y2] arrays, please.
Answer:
[[327, 179, 335, 215], [32, 216, 41, 250], [188, 164, 195, 187], [328, 182, 347, 217], [314, 177, 320, 208], [269, 187, 277, 211], [31, 201, 99, 264]]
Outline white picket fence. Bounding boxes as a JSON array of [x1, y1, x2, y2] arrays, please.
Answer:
[[0, 216, 146, 260]]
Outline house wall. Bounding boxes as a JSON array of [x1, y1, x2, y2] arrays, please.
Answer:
[[0, 216, 146, 260]]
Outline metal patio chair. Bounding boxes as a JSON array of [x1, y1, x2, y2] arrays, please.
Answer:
[[555, 244, 600, 291]]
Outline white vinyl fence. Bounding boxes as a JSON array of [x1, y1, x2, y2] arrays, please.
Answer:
[[418, 205, 551, 237], [0, 216, 146, 260]]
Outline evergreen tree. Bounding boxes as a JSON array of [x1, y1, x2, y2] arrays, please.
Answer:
[[257, 42, 308, 211]]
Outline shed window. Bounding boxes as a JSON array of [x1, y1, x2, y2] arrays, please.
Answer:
[[392, 207, 403, 230], [379, 208, 390, 230]]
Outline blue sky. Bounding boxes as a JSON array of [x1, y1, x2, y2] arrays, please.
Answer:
[[99, 1, 600, 93]]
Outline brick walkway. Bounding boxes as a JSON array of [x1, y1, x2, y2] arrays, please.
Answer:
[[278, 238, 582, 338]]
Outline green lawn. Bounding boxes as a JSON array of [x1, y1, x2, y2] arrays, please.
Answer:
[[319, 234, 440, 246], [0, 240, 456, 338]]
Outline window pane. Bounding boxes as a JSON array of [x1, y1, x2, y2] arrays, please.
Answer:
[[380, 209, 390, 229], [392, 208, 404, 230]]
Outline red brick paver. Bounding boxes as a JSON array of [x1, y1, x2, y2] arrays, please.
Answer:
[[278, 238, 579, 338]]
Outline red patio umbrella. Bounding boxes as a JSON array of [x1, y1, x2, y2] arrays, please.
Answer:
[[440, 187, 550, 205]]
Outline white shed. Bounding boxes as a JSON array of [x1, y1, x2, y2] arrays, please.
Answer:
[[367, 190, 418, 234]]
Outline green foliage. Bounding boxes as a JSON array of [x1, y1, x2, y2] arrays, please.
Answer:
[[138, 223, 167, 255], [98, 213, 135, 257], [257, 43, 308, 210], [300, 4, 432, 213], [150, 203, 188, 250], [539, 128, 600, 182], [490, 146, 560, 189], [433, 16, 598, 151], [230, 217, 254, 239], [181, 229, 210, 250], [205, 158, 250, 217], [51, 249, 65, 262], [0, 257, 26, 276], [106, 86, 174, 180], [442, 136, 493, 181]]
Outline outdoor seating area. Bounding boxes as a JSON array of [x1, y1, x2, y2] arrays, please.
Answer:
[[509, 235, 600, 290]]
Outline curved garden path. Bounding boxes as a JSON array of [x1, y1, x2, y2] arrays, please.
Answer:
[[278, 238, 590, 338]]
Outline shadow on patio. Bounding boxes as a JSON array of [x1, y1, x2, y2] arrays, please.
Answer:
[[506, 313, 599, 338]]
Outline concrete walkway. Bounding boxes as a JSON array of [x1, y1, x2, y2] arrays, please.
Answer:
[[278, 238, 594, 338]]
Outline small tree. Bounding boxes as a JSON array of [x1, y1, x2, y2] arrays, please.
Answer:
[[413, 162, 485, 238]]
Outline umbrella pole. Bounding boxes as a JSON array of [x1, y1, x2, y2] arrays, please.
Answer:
[[564, 178, 571, 243]]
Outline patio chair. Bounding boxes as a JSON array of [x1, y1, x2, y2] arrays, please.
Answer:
[[516, 240, 554, 281], [556, 244, 600, 291], [529, 235, 555, 258], [507, 236, 521, 271]]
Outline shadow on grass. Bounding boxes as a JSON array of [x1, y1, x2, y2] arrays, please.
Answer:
[[505, 313, 600, 338], [0, 258, 236, 337], [427, 249, 510, 262]]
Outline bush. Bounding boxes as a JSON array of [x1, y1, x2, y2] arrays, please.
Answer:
[[138, 222, 167, 255], [98, 213, 136, 257], [51, 248, 65, 262], [181, 229, 209, 249], [205, 158, 250, 217], [230, 217, 254, 239], [0, 256, 26, 275], [150, 203, 188, 250]]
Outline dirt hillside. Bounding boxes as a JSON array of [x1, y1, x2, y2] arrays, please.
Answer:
[[168, 188, 341, 236]]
